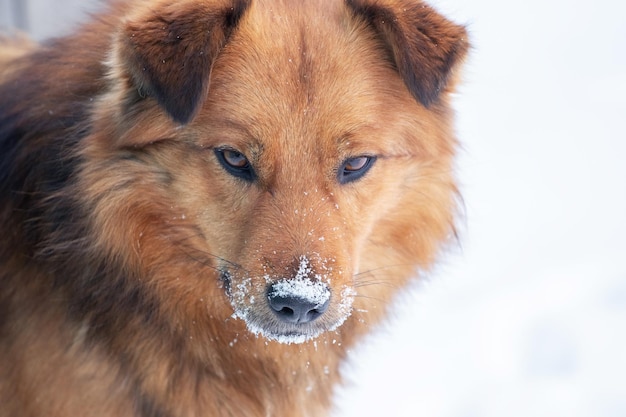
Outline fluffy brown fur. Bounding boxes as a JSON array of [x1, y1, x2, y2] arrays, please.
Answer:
[[0, 0, 468, 415]]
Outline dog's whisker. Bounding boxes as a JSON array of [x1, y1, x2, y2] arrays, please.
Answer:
[[353, 263, 413, 277], [169, 235, 248, 273]]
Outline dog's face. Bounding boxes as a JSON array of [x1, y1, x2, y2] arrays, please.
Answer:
[[83, 0, 467, 344]]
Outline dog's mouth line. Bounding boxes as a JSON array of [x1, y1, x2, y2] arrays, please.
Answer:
[[238, 316, 328, 345]]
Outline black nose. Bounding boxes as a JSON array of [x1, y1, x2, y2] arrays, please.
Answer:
[[267, 287, 330, 324]]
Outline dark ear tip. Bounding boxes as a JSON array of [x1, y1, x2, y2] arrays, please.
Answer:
[[116, 0, 251, 124], [347, 0, 469, 107]]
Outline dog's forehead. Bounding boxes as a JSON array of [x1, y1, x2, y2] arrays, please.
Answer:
[[217, 6, 381, 101], [233, 0, 387, 97], [198, 0, 410, 154]]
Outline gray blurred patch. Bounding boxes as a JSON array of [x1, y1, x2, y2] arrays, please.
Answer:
[[0, 0, 101, 40]]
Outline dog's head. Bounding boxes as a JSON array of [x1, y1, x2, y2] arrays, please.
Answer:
[[85, 0, 467, 344]]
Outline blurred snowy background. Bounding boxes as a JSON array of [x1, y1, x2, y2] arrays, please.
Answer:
[[2, 0, 625, 416]]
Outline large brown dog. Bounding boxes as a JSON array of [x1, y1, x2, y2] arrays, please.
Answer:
[[0, 0, 468, 415]]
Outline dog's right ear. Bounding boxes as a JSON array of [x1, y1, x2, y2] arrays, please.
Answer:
[[117, 0, 250, 124]]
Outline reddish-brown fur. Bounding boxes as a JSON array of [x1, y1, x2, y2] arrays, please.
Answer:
[[0, 0, 468, 416]]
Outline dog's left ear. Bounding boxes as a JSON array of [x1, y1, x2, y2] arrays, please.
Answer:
[[118, 0, 250, 124], [347, 0, 469, 107]]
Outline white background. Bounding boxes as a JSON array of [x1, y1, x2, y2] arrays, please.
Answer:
[[336, 0, 626, 416], [2, 0, 626, 416]]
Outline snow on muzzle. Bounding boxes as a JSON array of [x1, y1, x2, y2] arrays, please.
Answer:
[[227, 256, 356, 344]]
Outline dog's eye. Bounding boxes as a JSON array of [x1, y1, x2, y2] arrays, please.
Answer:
[[215, 149, 256, 182], [222, 149, 248, 168], [338, 156, 376, 184]]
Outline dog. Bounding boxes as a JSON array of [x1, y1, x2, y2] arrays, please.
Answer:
[[0, 0, 468, 415]]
